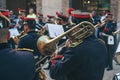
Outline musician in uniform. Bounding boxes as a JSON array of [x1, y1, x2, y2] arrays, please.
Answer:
[[0, 10, 35, 80], [99, 13, 116, 70], [18, 18, 42, 57], [38, 13, 45, 26], [56, 12, 71, 32], [49, 12, 108, 80], [55, 12, 72, 46], [17, 18, 44, 80]]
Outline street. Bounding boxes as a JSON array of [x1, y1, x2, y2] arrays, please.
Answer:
[[103, 60, 120, 80]]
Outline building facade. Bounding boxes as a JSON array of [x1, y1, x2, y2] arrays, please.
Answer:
[[36, 0, 118, 20], [0, 0, 120, 26]]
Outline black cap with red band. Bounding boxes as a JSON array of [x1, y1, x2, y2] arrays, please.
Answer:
[[0, 9, 10, 29]]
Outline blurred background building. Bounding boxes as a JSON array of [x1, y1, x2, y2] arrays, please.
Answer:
[[0, 0, 119, 27]]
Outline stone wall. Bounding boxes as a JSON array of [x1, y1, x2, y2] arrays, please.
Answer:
[[34, 0, 120, 22], [110, 0, 118, 22], [62, 0, 69, 15], [0, 0, 6, 9], [36, 0, 69, 17], [36, 0, 42, 14], [116, 0, 120, 24], [41, 0, 62, 17], [110, 0, 120, 45]]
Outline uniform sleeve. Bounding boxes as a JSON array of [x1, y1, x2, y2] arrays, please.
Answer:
[[49, 49, 80, 79], [18, 37, 26, 48], [18, 35, 33, 48]]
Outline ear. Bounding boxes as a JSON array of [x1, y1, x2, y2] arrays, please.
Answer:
[[7, 31, 10, 40]]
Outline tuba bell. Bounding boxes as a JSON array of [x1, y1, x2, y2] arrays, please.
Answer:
[[37, 21, 95, 55]]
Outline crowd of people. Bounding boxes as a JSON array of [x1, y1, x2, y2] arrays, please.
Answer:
[[0, 7, 118, 80]]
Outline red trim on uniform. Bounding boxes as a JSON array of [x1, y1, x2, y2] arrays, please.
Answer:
[[51, 55, 64, 66], [53, 55, 64, 60], [104, 27, 109, 32], [20, 15, 26, 20]]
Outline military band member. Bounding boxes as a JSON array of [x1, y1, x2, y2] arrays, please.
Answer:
[[17, 18, 45, 80], [56, 12, 72, 46], [49, 12, 108, 80], [38, 13, 45, 26], [56, 12, 71, 32], [99, 13, 116, 70], [18, 18, 42, 58], [0, 10, 35, 80]]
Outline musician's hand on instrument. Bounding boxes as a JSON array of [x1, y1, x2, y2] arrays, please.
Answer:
[[13, 36, 19, 44], [65, 39, 71, 48], [52, 49, 58, 57], [97, 22, 101, 28]]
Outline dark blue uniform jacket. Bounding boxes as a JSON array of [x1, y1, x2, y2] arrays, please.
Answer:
[[0, 43, 35, 80], [50, 36, 108, 80], [18, 31, 41, 57]]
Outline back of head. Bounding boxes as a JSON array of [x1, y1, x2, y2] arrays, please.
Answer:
[[56, 12, 69, 22], [23, 18, 36, 30], [0, 10, 10, 43]]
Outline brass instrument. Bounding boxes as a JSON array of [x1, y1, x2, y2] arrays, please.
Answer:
[[113, 29, 120, 35], [94, 19, 108, 28], [12, 23, 44, 44], [37, 21, 95, 55], [12, 31, 26, 44]]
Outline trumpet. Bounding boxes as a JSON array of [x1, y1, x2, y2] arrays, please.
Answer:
[[94, 19, 107, 28]]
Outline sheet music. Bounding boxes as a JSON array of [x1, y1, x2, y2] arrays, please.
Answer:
[[46, 23, 66, 39], [9, 28, 20, 38]]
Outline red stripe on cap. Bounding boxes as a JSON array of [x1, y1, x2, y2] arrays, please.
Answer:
[[1, 11, 10, 16], [23, 18, 35, 21], [47, 15, 55, 18], [71, 13, 94, 18], [56, 12, 68, 19]]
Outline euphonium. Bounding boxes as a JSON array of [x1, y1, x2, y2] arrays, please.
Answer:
[[37, 21, 95, 55]]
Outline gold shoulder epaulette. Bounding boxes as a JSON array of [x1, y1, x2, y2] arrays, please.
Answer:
[[16, 48, 34, 53], [19, 34, 28, 39]]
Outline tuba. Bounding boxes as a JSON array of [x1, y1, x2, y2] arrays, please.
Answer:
[[37, 21, 95, 55]]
